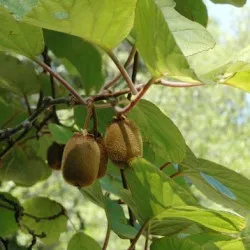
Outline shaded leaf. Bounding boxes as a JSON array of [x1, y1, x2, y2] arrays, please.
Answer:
[[48, 123, 73, 144], [174, 0, 208, 27], [44, 30, 104, 94], [0, 53, 45, 95], [0, 192, 19, 237], [0, 146, 51, 186], [209, 0, 246, 7], [21, 197, 67, 245], [67, 232, 101, 250]]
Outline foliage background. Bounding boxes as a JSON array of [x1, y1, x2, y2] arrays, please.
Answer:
[[1, 1, 250, 249]]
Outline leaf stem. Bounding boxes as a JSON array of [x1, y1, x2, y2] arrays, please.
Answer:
[[99, 46, 136, 93], [102, 223, 111, 250], [106, 50, 138, 95], [160, 162, 172, 170], [35, 59, 86, 105], [128, 220, 150, 250], [83, 103, 93, 130], [116, 78, 156, 114]]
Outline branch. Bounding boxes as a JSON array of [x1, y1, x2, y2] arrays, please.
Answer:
[[102, 223, 111, 250], [106, 50, 138, 95], [160, 162, 171, 170], [156, 79, 204, 88], [116, 78, 156, 114], [42, 46, 60, 124], [128, 220, 149, 250], [35, 59, 86, 105], [99, 46, 137, 93], [120, 169, 136, 249], [128, 51, 139, 101]]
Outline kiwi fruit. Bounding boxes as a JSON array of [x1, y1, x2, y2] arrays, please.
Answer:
[[95, 135, 108, 179], [62, 131, 100, 187], [105, 116, 143, 166], [47, 142, 65, 170]]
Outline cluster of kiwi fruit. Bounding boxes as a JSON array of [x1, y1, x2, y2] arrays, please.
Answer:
[[47, 115, 142, 188]]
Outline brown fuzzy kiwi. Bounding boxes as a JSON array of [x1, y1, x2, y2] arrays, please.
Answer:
[[95, 135, 108, 179], [47, 142, 65, 170], [105, 117, 143, 166], [62, 131, 100, 187]]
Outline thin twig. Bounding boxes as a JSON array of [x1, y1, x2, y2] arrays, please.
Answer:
[[144, 224, 150, 250], [106, 50, 138, 95], [156, 79, 204, 88], [120, 169, 136, 249], [99, 46, 136, 93], [92, 106, 98, 135], [170, 171, 184, 178], [116, 78, 156, 114], [35, 59, 86, 105], [128, 220, 150, 250], [102, 223, 111, 250], [128, 51, 139, 101], [23, 94, 32, 115], [83, 103, 93, 130], [160, 162, 171, 170], [42, 46, 60, 124]]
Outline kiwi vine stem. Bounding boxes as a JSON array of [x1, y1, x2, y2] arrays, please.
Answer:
[[105, 50, 138, 95], [128, 220, 150, 250], [99, 46, 137, 94], [102, 223, 111, 250], [127, 51, 139, 101], [144, 224, 150, 250], [120, 169, 136, 249], [35, 59, 86, 105], [83, 103, 94, 130], [116, 78, 156, 114]]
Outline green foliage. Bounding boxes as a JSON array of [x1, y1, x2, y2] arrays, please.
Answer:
[[0, 0, 250, 249], [67, 232, 101, 250], [21, 197, 68, 245]]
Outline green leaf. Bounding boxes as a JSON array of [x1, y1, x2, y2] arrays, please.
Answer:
[[209, 0, 246, 7], [0, 53, 45, 95], [48, 123, 73, 144], [152, 205, 245, 234], [183, 157, 250, 216], [21, 197, 67, 245], [174, 0, 208, 27], [0, 145, 51, 186], [188, 45, 250, 91], [79, 180, 106, 208], [150, 236, 201, 250], [134, 0, 197, 80], [125, 158, 197, 222], [106, 199, 138, 239], [44, 30, 104, 94], [128, 99, 186, 163], [159, 6, 214, 57], [18, 0, 137, 49], [0, 192, 19, 237], [74, 106, 114, 135], [0, 6, 44, 58], [67, 232, 101, 250]]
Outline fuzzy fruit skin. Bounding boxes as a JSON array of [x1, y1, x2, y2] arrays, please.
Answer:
[[47, 142, 65, 170], [96, 136, 108, 179], [62, 132, 100, 187], [105, 118, 143, 166]]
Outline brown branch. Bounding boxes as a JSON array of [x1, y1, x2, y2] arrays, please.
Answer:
[[160, 162, 171, 170], [100, 46, 136, 93], [102, 223, 111, 250], [128, 220, 150, 250], [116, 78, 156, 114], [23, 94, 32, 115], [170, 171, 184, 178], [128, 51, 139, 101], [106, 50, 138, 95], [35, 59, 86, 105]]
